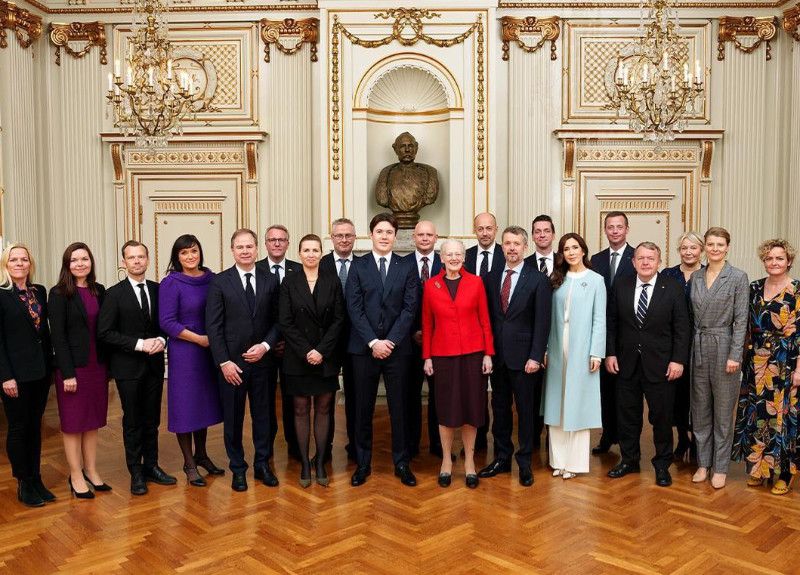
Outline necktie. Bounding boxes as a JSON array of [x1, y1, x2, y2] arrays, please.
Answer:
[[479, 250, 490, 277], [609, 251, 619, 284], [500, 269, 514, 313], [421, 256, 430, 282], [338, 258, 348, 290], [379, 257, 387, 284], [271, 264, 281, 283], [244, 272, 256, 315], [636, 283, 650, 328], [137, 283, 151, 322], [539, 257, 547, 274]]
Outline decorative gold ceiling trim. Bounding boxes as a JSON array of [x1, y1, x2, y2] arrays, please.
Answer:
[[784, 4, 800, 40], [1, 0, 42, 50], [260, 17, 318, 63], [500, 15, 560, 61], [49, 21, 106, 65], [499, 0, 791, 7], [717, 16, 779, 60], [23, 0, 318, 15]]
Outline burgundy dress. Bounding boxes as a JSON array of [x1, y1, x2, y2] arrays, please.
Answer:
[[55, 287, 109, 433]]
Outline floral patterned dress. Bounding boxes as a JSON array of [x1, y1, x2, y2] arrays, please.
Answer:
[[732, 278, 800, 478]]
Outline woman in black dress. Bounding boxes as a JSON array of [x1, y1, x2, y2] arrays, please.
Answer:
[[278, 234, 345, 487]]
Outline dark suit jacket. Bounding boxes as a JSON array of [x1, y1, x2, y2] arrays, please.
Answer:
[[590, 244, 635, 291], [0, 284, 52, 383], [256, 257, 300, 278], [205, 265, 280, 369], [345, 252, 420, 356], [48, 284, 107, 379], [97, 279, 165, 380], [464, 243, 503, 275], [403, 251, 442, 333], [278, 269, 346, 378], [320, 252, 359, 349], [485, 261, 552, 370], [606, 273, 690, 382]]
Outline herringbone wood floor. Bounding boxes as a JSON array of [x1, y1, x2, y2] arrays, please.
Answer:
[[1, 386, 799, 575]]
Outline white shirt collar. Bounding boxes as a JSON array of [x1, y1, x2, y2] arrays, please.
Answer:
[[334, 251, 353, 262], [636, 273, 658, 289], [267, 258, 285, 268], [372, 251, 392, 266], [535, 251, 554, 261], [127, 276, 147, 290], [415, 250, 434, 263], [503, 261, 524, 273], [235, 265, 256, 279]]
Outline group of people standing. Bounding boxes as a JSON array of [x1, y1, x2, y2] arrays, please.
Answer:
[[0, 209, 797, 507]]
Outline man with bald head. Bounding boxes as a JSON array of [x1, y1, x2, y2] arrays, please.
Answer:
[[403, 221, 443, 458]]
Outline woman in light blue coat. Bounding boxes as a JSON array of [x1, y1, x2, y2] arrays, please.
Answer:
[[544, 233, 606, 479]]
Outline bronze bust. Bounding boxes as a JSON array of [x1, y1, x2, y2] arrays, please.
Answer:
[[374, 132, 440, 228]]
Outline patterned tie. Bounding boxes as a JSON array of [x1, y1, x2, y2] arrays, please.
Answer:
[[539, 257, 547, 274], [379, 257, 387, 285], [338, 258, 348, 290], [244, 273, 256, 316], [636, 283, 650, 328], [421, 256, 430, 282], [271, 264, 281, 283], [479, 250, 490, 277], [137, 283, 151, 322], [500, 269, 514, 313], [609, 252, 619, 284]]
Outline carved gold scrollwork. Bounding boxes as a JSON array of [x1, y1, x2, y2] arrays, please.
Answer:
[[0, 0, 42, 50], [717, 16, 778, 61], [260, 17, 318, 63], [784, 5, 800, 42], [338, 9, 479, 49], [499, 16, 560, 61], [49, 21, 106, 66]]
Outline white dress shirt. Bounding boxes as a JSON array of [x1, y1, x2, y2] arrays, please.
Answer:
[[126, 276, 165, 351], [266, 258, 286, 283], [414, 250, 435, 279], [634, 274, 658, 314], [500, 262, 524, 301], [231, 265, 270, 355], [534, 251, 555, 276], [477, 246, 495, 272]]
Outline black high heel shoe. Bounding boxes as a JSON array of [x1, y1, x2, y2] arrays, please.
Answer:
[[315, 462, 329, 487], [194, 456, 225, 476], [183, 465, 207, 487], [69, 477, 95, 499], [82, 470, 112, 492], [299, 464, 312, 488]]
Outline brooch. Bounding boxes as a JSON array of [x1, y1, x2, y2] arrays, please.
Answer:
[[435, 281, 441, 289], [581, 282, 587, 288]]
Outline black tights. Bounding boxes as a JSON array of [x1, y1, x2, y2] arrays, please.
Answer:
[[176, 428, 209, 468], [294, 393, 334, 476]]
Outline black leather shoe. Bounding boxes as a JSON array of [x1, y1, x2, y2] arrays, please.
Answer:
[[130, 473, 148, 496], [437, 473, 452, 487], [231, 472, 248, 492], [31, 475, 56, 502], [478, 459, 512, 478], [607, 462, 641, 478], [254, 465, 279, 487], [655, 468, 672, 487], [395, 464, 417, 487], [465, 474, 479, 489], [194, 456, 225, 476], [18, 480, 45, 507], [350, 466, 371, 487], [144, 465, 177, 485], [519, 468, 534, 487], [82, 470, 111, 492]]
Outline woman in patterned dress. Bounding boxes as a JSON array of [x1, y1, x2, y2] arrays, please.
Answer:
[[732, 239, 800, 495]]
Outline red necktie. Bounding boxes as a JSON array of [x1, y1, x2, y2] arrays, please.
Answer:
[[500, 269, 514, 313], [421, 256, 430, 282]]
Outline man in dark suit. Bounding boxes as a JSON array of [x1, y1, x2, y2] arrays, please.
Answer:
[[605, 241, 690, 487], [257, 224, 302, 461], [320, 217, 358, 461], [347, 212, 420, 487], [403, 220, 443, 459], [590, 210, 636, 455], [206, 229, 281, 491], [479, 226, 552, 486], [98, 240, 176, 495]]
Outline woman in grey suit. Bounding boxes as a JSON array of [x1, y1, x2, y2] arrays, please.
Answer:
[[689, 227, 749, 489]]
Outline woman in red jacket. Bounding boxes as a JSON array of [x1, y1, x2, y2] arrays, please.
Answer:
[[423, 239, 494, 489]]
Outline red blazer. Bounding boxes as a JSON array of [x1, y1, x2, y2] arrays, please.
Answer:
[[422, 270, 495, 359]]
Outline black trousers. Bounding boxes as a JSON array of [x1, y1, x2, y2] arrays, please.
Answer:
[[490, 363, 541, 470], [116, 369, 164, 476], [352, 353, 409, 468], [219, 363, 271, 474], [599, 365, 619, 444], [1, 376, 50, 480], [267, 359, 300, 458], [406, 347, 440, 455], [616, 357, 676, 470]]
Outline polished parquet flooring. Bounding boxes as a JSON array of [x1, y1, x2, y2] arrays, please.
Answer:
[[1, 387, 800, 575]]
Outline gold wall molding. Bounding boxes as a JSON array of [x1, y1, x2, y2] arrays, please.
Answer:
[[245, 141, 256, 180], [127, 149, 244, 165], [23, 0, 317, 15], [784, 4, 800, 41], [500, 16, 560, 61], [1, 0, 42, 50], [717, 16, 779, 60], [701, 140, 714, 179], [49, 21, 106, 65], [260, 17, 318, 63], [577, 147, 698, 162], [337, 9, 479, 49]]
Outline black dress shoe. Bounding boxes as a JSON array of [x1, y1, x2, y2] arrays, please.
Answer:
[[478, 459, 512, 478], [655, 468, 672, 487], [31, 475, 56, 502], [194, 456, 225, 476], [437, 473, 452, 488], [519, 468, 534, 487], [395, 464, 417, 487], [183, 465, 207, 487], [231, 472, 248, 492], [144, 465, 177, 485], [465, 474, 479, 489], [607, 462, 641, 478], [82, 470, 111, 492], [350, 466, 371, 487], [69, 477, 95, 499], [592, 442, 614, 455], [254, 465, 279, 487], [18, 480, 45, 507], [130, 474, 148, 496]]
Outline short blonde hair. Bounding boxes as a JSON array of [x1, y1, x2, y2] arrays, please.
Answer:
[[0, 243, 36, 290], [758, 238, 796, 270], [676, 231, 704, 251]]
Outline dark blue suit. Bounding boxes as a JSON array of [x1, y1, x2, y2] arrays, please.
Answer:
[[465, 243, 503, 276], [346, 252, 420, 467]]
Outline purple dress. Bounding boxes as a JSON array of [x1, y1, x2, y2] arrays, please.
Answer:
[[55, 287, 109, 433], [159, 269, 223, 433]]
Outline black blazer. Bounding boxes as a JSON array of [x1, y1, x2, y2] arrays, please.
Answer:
[[0, 284, 52, 384], [278, 269, 345, 378], [97, 279, 165, 380], [320, 252, 359, 353], [484, 261, 552, 370], [345, 253, 419, 356], [402, 251, 443, 333], [48, 284, 107, 379], [205, 265, 280, 369], [590, 244, 635, 291], [464, 243, 504, 276], [606, 273, 690, 382]]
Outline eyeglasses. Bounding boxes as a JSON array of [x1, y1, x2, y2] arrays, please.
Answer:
[[266, 238, 288, 244], [332, 234, 355, 240]]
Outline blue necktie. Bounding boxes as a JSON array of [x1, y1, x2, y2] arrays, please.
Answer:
[[338, 258, 348, 290], [636, 283, 650, 328]]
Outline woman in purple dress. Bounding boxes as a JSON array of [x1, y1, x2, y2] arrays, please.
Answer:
[[49, 242, 110, 499], [159, 235, 223, 487]]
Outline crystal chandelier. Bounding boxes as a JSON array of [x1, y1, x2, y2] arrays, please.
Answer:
[[105, 0, 216, 149], [605, 0, 704, 143]]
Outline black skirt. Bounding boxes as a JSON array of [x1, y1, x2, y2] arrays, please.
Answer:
[[433, 352, 487, 428], [284, 374, 339, 397]]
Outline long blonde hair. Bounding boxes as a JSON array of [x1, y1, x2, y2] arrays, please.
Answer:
[[0, 243, 36, 290]]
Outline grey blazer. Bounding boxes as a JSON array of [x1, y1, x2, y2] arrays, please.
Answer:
[[689, 262, 749, 367]]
